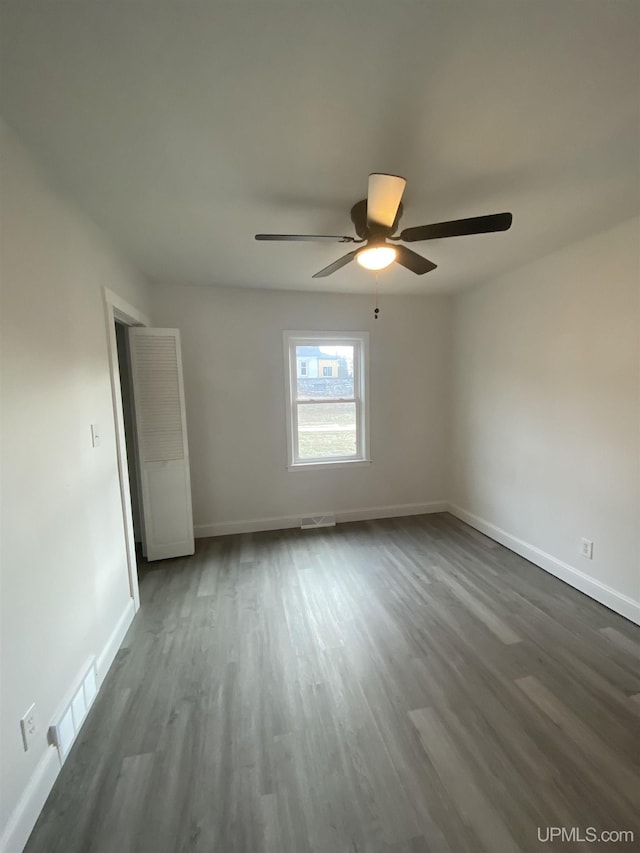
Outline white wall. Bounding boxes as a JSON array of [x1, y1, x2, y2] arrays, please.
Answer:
[[451, 217, 640, 621], [0, 125, 151, 849], [151, 285, 451, 534]]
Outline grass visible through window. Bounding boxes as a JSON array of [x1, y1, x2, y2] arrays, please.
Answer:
[[297, 402, 356, 459]]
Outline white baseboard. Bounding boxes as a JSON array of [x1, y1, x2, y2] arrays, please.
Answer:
[[337, 501, 449, 524], [194, 501, 449, 538], [448, 504, 640, 626], [0, 746, 59, 853], [96, 597, 135, 687], [195, 515, 299, 538], [0, 597, 136, 853]]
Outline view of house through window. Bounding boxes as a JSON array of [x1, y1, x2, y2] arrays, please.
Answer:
[[285, 333, 369, 466]]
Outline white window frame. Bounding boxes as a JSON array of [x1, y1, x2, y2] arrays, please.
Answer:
[[283, 331, 370, 471]]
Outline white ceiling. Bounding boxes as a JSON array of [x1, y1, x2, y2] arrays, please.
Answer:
[[1, 1, 638, 294]]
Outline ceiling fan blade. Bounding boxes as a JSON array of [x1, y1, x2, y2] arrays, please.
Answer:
[[367, 173, 407, 228], [312, 250, 358, 278], [400, 212, 513, 242], [394, 245, 437, 275], [255, 234, 354, 243]]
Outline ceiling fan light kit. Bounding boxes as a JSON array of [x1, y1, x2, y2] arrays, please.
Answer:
[[356, 244, 396, 270], [255, 173, 512, 279]]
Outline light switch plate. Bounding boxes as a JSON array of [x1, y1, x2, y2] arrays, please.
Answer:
[[90, 423, 101, 447]]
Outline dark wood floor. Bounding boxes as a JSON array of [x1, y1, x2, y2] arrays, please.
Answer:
[[25, 513, 640, 853]]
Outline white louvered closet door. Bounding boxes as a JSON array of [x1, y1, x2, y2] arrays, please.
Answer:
[[128, 328, 195, 561]]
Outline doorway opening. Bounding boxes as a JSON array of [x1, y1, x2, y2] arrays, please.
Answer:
[[114, 321, 144, 567], [103, 288, 151, 611]]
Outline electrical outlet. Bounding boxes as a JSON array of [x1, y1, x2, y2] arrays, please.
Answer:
[[20, 703, 38, 752], [580, 538, 594, 559]]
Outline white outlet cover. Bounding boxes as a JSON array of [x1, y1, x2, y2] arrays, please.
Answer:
[[19, 702, 37, 752], [580, 538, 594, 559]]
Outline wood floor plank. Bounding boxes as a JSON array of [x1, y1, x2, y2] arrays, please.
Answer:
[[90, 753, 155, 853], [408, 706, 521, 853], [431, 566, 522, 645], [515, 675, 640, 812], [23, 513, 640, 853], [600, 626, 640, 659]]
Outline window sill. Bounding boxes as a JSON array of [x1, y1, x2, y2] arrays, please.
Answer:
[[287, 459, 372, 472]]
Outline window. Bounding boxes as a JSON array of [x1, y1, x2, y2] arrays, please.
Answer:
[[284, 331, 370, 469], [300, 361, 308, 376]]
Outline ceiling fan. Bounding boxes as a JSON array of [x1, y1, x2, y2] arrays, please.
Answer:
[[255, 173, 512, 279]]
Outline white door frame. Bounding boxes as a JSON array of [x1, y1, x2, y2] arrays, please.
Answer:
[[103, 287, 151, 612]]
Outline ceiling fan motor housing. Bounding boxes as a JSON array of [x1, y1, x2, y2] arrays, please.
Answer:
[[350, 199, 404, 241]]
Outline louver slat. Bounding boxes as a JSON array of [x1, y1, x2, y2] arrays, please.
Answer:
[[130, 335, 184, 463]]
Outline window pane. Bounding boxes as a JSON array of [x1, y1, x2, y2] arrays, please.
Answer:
[[295, 344, 354, 399], [297, 402, 356, 459]]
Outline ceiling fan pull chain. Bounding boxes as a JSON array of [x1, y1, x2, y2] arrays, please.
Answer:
[[374, 273, 380, 319]]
